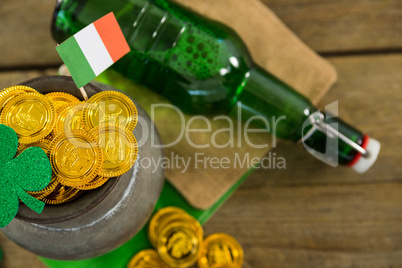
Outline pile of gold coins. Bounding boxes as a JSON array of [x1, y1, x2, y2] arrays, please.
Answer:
[[128, 207, 244, 268], [0, 85, 138, 205]]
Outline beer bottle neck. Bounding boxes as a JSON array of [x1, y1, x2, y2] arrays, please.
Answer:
[[231, 65, 380, 172]]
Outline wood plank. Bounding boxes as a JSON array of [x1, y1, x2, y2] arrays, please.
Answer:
[[0, 233, 44, 268], [204, 54, 402, 268], [264, 0, 402, 53], [0, 54, 400, 267], [0, 0, 62, 68], [0, 69, 57, 89], [1, 0, 402, 67]]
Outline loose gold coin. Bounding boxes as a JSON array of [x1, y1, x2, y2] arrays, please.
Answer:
[[48, 130, 103, 187], [38, 183, 82, 205], [54, 102, 86, 135], [90, 125, 138, 177], [158, 221, 203, 268], [127, 249, 169, 268], [83, 91, 138, 131], [156, 213, 204, 254], [46, 92, 80, 111], [149, 207, 203, 249], [198, 233, 244, 268], [0, 92, 56, 144], [0, 85, 37, 112], [73, 175, 109, 190], [148, 207, 189, 248]]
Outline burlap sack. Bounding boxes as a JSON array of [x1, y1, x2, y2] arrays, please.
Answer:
[[153, 0, 338, 209], [95, 0, 337, 210]]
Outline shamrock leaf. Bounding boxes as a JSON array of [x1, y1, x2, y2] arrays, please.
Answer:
[[0, 124, 52, 228]]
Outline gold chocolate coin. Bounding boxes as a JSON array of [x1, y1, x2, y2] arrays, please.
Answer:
[[46, 92, 80, 111], [73, 175, 109, 190], [17, 139, 51, 156], [157, 213, 203, 253], [90, 125, 138, 177], [148, 207, 201, 248], [54, 102, 86, 134], [27, 175, 59, 198], [83, 91, 138, 131], [48, 130, 103, 187], [0, 85, 37, 112], [0, 92, 56, 144], [38, 183, 81, 205], [45, 130, 56, 141], [158, 221, 203, 267], [127, 249, 169, 268], [148, 207, 189, 248], [198, 233, 244, 268]]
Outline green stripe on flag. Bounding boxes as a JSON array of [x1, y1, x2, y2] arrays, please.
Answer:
[[56, 37, 96, 88]]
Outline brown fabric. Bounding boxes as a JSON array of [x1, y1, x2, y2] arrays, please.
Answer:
[[93, 0, 337, 210], [173, 0, 337, 105]]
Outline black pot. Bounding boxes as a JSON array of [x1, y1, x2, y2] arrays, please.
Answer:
[[1, 76, 165, 260]]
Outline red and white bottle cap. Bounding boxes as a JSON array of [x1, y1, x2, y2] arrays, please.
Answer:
[[348, 135, 381, 173]]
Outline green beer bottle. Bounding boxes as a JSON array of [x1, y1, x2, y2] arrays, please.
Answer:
[[52, 0, 380, 172]]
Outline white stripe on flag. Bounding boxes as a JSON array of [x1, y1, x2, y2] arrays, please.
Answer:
[[74, 24, 114, 76]]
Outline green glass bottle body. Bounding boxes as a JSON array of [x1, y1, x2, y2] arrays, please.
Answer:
[[52, 0, 366, 166]]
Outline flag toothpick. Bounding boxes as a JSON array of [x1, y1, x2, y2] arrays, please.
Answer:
[[79, 87, 89, 101], [56, 12, 130, 89]]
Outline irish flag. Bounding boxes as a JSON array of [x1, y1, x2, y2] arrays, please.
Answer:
[[56, 12, 130, 88]]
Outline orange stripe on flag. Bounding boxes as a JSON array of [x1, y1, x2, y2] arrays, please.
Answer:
[[94, 12, 130, 62]]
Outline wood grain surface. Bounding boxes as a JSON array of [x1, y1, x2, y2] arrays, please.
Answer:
[[262, 0, 402, 54], [1, 0, 402, 67], [0, 0, 401, 268], [0, 0, 61, 68], [204, 54, 402, 268]]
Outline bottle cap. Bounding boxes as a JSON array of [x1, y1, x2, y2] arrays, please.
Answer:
[[349, 135, 381, 173], [303, 112, 380, 173]]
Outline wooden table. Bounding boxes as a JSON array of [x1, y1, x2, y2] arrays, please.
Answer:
[[0, 0, 401, 267]]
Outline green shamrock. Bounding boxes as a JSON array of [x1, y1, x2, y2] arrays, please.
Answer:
[[0, 124, 52, 228]]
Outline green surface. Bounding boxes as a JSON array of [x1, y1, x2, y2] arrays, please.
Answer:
[[40, 168, 253, 268], [39, 62, 257, 268]]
